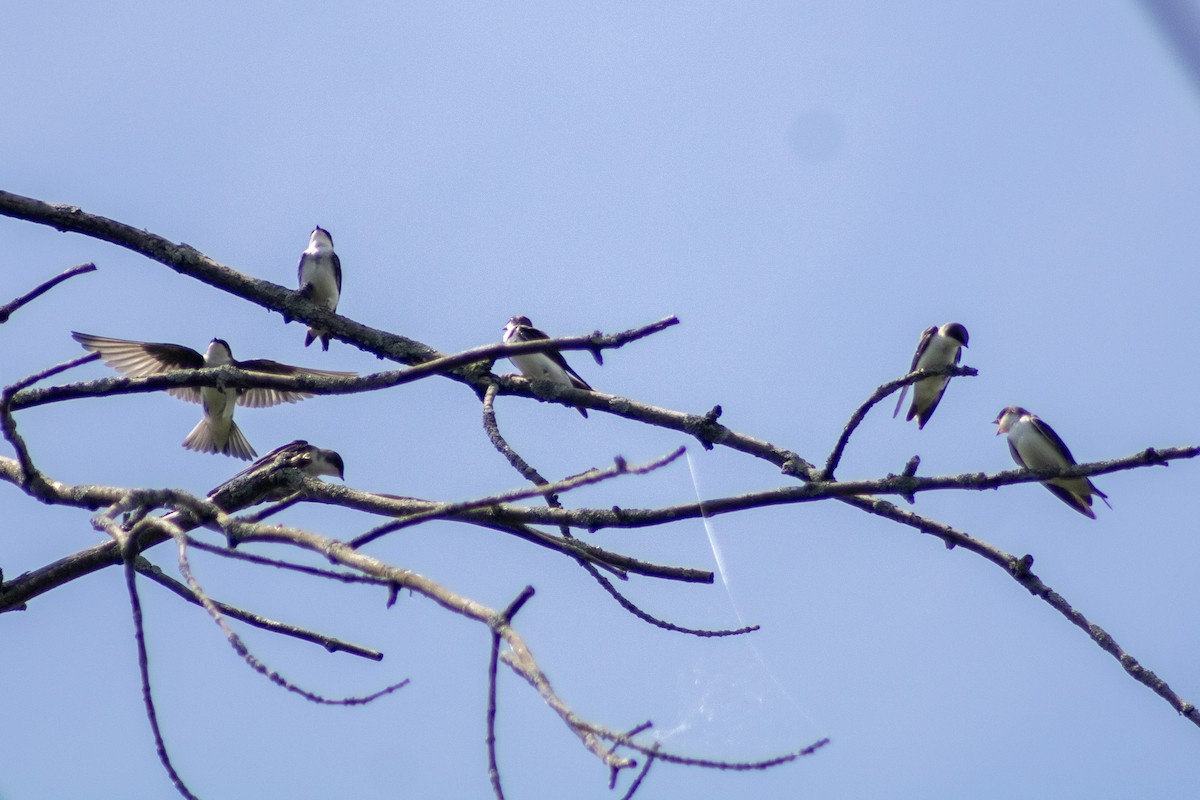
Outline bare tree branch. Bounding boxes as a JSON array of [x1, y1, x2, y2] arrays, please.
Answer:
[[5, 194, 1200, 793], [119, 537, 200, 800], [351, 446, 687, 543], [579, 559, 760, 638], [822, 364, 979, 479], [144, 514, 408, 706], [486, 586, 536, 800], [617, 743, 659, 800], [136, 558, 384, 661], [0, 262, 96, 324]]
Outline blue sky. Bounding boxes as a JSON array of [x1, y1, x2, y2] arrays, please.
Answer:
[[4, 3, 1200, 798]]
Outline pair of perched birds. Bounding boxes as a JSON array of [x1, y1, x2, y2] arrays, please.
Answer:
[[893, 322, 1108, 518], [73, 228, 346, 461]]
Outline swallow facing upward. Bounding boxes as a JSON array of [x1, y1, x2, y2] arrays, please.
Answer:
[[501, 315, 592, 417], [893, 322, 970, 429], [72, 332, 355, 460], [297, 226, 342, 351], [993, 405, 1110, 518]]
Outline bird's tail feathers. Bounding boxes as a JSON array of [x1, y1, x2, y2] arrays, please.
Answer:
[[182, 418, 257, 461], [304, 327, 330, 350], [223, 421, 258, 461]]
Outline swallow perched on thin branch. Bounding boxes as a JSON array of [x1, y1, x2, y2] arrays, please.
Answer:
[[894, 322, 970, 429], [502, 315, 592, 417], [993, 405, 1111, 518], [297, 226, 342, 351], [72, 332, 355, 460]]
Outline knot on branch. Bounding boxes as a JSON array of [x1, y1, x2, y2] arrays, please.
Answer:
[[687, 405, 724, 450], [591, 505, 626, 533], [779, 456, 809, 479], [1011, 554, 1034, 578], [587, 330, 605, 365], [887, 455, 921, 504], [1140, 447, 1170, 467]]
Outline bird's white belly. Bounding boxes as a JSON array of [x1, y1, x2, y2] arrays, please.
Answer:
[[202, 387, 236, 448], [300, 260, 340, 310], [510, 352, 571, 387]]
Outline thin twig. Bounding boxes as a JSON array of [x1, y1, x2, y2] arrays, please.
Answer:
[[329, 483, 709, 584], [216, 515, 639, 774], [583, 723, 831, 770], [0, 262, 96, 324], [486, 586, 535, 800], [184, 536, 390, 588], [350, 446, 686, 545], [0, 353, 99, 498], [482, 383, 557, 491], [144, 514, 408, 706], [136, 558, 384, 661], [822, 364, 978, 479], [618, 743, 659, 800], [118, 532, 200, 800], [582, 560, 758, 638]]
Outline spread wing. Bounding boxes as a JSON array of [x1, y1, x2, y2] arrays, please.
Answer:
[[893, 326, 936, 419], [232, 359, 356, 407], [72, 332, 205, 403]]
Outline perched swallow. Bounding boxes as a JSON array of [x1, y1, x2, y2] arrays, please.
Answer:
[[994, 405, 1110, 518], [72, 332, 355, 461], [501, 315, 592, 417], [208, 440, 345, 509], [893, 322, 970, 429], [297, 226, 342, 350]]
